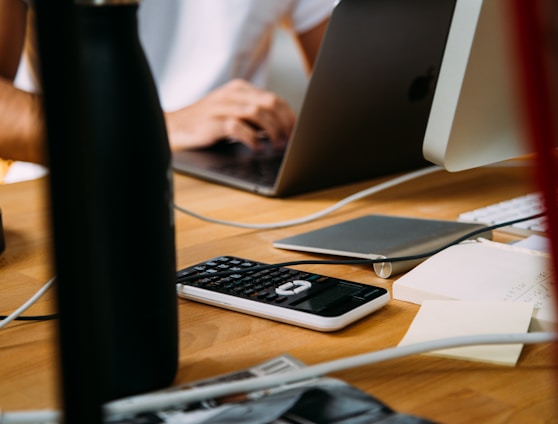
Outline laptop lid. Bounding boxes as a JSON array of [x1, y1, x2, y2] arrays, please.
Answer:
[[172, 0, 457, 197]]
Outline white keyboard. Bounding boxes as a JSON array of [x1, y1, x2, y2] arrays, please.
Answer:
[[458, 192, 548, 237]]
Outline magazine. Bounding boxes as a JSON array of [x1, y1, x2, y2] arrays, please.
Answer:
[[105, 354, 434, 423]]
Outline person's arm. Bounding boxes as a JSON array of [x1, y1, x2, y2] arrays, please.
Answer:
[[294, 17, 329, 72], [165, 18, 329, 153], [0, 0, 26, 78], [0, 1, 46, 164]]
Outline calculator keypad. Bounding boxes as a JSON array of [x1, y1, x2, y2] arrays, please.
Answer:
[[176, 256, 333, 306]]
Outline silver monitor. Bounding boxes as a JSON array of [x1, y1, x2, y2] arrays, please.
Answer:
[[423, 0, 531, 171]]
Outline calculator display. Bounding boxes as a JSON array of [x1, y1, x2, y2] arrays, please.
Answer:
[[292, 283, 359, 312]]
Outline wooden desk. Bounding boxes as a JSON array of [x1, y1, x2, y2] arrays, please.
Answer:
[[1, 164, 556, 422]]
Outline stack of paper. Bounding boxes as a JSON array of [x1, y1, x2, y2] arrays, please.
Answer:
[[392, 239, 555, 331]]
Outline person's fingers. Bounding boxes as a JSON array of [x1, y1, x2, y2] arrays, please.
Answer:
[[217, 80, 295, 147], [166, 80, 297, 151], [219, 117, 263, 150], [239, 93, 295, 148], [166, 108, 262, 151]]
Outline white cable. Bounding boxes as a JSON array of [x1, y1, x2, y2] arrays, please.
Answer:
[[104, 331, 557, 414], [173, 165, 442, 229], [0, 411, 60, 424], [2, 331, 555, 423], [0, 277, 56, 330]]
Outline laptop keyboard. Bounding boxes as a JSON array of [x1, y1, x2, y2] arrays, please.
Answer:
[[211, 153, 284, 187]]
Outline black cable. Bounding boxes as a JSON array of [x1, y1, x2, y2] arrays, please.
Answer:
[[4, 212, 546, 323], [0, 313, 59, 321]]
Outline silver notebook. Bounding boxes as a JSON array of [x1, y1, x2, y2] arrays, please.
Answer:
[[273, 215, 490, 278]]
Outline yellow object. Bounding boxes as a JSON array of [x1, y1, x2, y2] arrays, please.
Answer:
[[0, 159, 14, 184]]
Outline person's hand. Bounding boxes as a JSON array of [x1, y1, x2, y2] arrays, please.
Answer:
[[165, 79, 296, 151]]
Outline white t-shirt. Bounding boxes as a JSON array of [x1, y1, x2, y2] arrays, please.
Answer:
[[16, 0, 334, 112], [137, 0, 335, 111]]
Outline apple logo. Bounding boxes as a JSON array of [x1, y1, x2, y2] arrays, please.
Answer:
[[408, 66, 436, 102]]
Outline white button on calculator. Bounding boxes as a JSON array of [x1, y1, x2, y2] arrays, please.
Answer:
[[275, 280, 311, 296]]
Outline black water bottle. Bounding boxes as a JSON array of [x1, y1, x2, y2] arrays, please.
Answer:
[[39, 0, 178, 413]]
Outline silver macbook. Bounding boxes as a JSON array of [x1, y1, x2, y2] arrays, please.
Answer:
[[172, 0, 457, 197]]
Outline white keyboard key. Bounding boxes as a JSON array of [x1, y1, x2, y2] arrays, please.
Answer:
[[458, 192, 548, 237]]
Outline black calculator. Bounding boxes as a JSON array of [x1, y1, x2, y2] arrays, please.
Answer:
[[176, 256, 390, 331]]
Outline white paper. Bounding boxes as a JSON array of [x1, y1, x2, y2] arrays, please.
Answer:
[[399, 300, 535, 366], [392, 240, 555, 331]]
